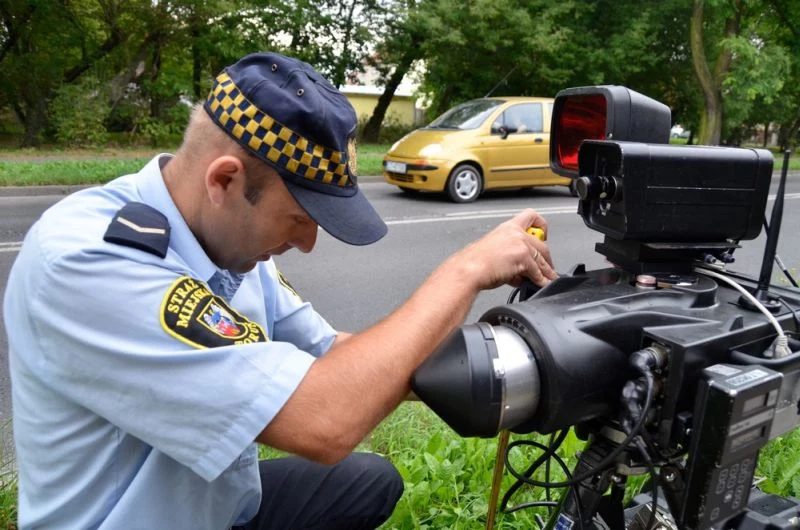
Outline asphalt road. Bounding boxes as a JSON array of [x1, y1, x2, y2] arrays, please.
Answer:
[[1, 175, 799, 464]]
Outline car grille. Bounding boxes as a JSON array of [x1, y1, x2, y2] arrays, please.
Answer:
[[388, 172, 414, 183]]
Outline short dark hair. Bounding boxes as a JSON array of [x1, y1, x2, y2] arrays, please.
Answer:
[[240, 150, 273, 205], [179, 105, 274, 205]]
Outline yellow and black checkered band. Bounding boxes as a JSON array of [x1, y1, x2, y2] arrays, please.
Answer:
[[205, 72, 355, 189]]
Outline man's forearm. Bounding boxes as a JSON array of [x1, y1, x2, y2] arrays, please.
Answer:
[[259, 255, 479, 462], [258, 210, 556, 463]]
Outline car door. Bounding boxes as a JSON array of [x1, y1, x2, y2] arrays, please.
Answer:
[[484, 102, 550, 186]]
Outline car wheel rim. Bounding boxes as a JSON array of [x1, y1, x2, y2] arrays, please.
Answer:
[[454, 169, 478, 200]]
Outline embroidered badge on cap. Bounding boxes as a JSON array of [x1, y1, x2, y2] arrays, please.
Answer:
[[160, 276, 267, 348], [346, 137, 358, 182]]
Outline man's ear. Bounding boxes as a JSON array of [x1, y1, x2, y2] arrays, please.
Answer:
[[205, 155, 246, 206]]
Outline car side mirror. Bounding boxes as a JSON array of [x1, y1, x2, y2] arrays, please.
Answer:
[[499, 126, 512, 139]]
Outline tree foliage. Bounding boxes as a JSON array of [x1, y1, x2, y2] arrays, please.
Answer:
[[1, 0, 799, 147]]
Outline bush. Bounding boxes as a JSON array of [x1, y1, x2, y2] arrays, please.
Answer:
[[136, 103, 191, 147], [358, 113, 416, 145], [49, 77, 110, 147]]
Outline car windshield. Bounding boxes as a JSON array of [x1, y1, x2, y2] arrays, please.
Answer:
[[426, 99, 504, 130]]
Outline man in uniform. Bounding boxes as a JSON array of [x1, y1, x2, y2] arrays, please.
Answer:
[[4, 52, 557, 529]]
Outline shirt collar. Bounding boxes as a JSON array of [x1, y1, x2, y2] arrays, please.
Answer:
[[135, 154, 220, 283]]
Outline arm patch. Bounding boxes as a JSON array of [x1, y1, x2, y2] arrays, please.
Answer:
[[277, 269, 301, 300], [160, 276, 268, 349], [104, 202, 171, 258]]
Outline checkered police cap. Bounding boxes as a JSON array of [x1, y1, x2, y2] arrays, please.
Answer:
[[204, 51, 387, 245]]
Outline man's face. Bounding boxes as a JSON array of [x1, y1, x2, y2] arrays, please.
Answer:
[[214, 168, 319, 274]]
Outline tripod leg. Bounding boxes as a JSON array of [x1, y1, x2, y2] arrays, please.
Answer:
[[597, 478, 627, 530], [545, 437, 618, 529]]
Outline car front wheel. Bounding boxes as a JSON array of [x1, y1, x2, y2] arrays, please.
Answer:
[[568, 179, 579, 197], [446, 164, 482, 203]]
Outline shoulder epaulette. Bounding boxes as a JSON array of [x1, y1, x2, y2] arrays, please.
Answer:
[[103, 202, 171, 258]]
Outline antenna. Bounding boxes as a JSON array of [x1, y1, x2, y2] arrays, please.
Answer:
[[484, 65, 518, 98], [742, 149, 791, 312]]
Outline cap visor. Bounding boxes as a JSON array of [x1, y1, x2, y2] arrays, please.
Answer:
[[282, 179, 388, 246]]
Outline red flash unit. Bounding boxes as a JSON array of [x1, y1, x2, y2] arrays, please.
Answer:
[[549, 86, 671, 178]]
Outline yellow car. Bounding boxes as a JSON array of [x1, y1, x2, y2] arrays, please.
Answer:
[[383, 97, 573, 202]]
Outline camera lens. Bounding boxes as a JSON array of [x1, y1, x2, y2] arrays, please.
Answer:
[[412, 322, 540, 437]]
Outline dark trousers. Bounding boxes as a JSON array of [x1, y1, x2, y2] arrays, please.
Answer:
[[233, 453, 404, 530]]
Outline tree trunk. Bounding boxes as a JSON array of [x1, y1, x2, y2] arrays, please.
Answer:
[[21, 99, 47, 147], [361, 55, 415, 143], [690, 0, 721, 145], [689, 0, 741, 146], [110, 39, 150, 105], [778, 115, 800, 150]]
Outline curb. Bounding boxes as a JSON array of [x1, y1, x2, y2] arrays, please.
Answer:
[[0, 172, 794, 198], [0, 184, 97, 198], [0, 176, 385, 198]]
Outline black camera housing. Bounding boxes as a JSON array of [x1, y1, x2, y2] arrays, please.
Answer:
[[575, 141, 772, 243], [412, 85, 800, 529]]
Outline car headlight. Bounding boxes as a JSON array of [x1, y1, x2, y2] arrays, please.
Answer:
[[419, 144, 443, 158]]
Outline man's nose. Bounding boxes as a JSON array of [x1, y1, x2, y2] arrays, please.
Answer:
[[292, 222, 318, 253]]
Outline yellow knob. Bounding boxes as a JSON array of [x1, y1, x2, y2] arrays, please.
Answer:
[[526, 227, 546, 241]]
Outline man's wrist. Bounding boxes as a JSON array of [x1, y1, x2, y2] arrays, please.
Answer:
[[432, 254, 485, 294]]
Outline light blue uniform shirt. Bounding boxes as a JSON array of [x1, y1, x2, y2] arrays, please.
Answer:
[[3, 155, 337, 529]]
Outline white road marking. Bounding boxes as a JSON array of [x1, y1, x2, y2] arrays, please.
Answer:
[[1, 194, 798, 250], [0, 242, 22, 253]]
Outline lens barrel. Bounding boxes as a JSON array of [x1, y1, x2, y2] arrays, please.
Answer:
[[412, 322, 540, 437]]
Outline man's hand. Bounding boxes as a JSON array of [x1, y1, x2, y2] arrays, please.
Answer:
[[444, 209, 558, 290]]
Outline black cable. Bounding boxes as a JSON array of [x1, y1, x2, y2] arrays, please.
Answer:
[[633, 437, 661, 530], [545, 432, 555, 504], [777, 260, 800, 288], [763, 218, 799, 288], [505, 373, 654, 489], [638, 428, 684, 472], [507, 288, 520, 304], [502, 438, 586, 529], [500, 430, 568, 511], [505, 500, 559, 514], [779, 297, 800, 332]]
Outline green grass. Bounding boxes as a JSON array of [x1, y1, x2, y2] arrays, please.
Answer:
[[0, 159, 152, 186], [367, 404, 558, 529], [0, 421, 16, 530], [370, 405, 800, 529], [2, 405, 800, 528], [357, 143, 391, 177], [0, 144, 391, 187], [0, 479, 16, 530]]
